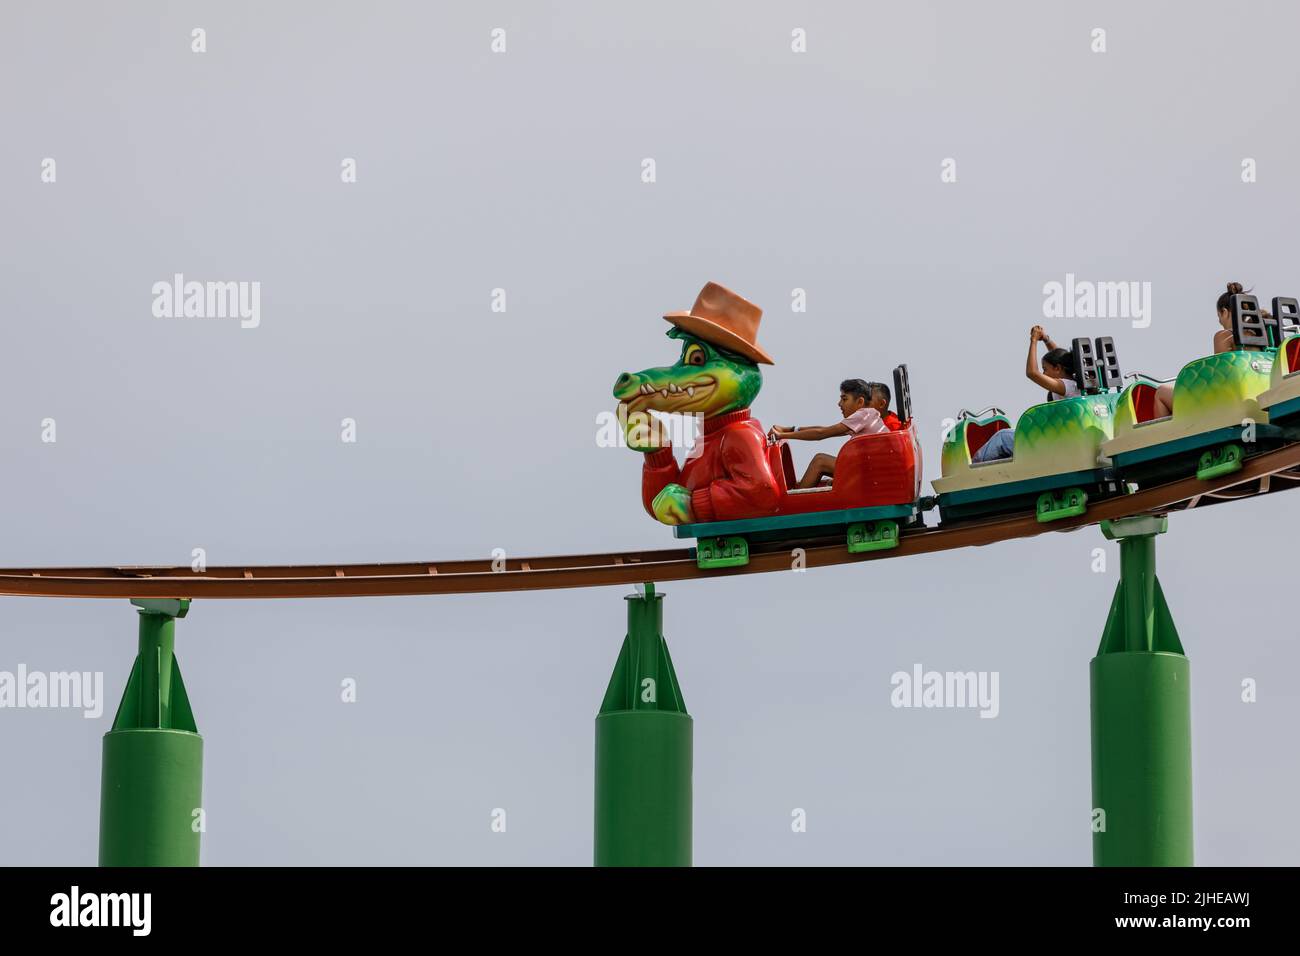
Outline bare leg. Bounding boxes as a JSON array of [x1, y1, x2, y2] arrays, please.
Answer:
[[1153, 383, 1174, 419], [797, 452, 837, 489]]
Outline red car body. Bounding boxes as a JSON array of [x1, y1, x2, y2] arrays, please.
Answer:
[[764, 420, 922, 516]]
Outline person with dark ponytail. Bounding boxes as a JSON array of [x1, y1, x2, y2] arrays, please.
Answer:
[[1152, 281, 1258, 418], [1026, 325, 1079, 401], [971, 325, 1079, 462]]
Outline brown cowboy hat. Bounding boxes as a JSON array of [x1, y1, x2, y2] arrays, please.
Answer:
[[664, 281, 775, 365]]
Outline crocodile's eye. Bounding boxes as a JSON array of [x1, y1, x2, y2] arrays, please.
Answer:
[[684, 344, 706, 366]]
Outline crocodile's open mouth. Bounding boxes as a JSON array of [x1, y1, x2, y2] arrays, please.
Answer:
[[619, 377, 717, 414]]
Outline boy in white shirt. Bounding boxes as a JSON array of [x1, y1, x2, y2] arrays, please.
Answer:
[[768, 379, 895, 488]]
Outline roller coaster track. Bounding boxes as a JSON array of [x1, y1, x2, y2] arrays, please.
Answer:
[[3, 443, 1300, 600]]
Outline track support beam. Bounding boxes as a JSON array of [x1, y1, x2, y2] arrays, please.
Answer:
[[99, 598, 203, 866], [594, 583, 692, 866], [1091, 516, 1193, 866]]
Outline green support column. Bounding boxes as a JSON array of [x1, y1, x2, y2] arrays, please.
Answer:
[[1091, 516, 1193, 866], [595, 583, 692, 866], [99, 598, 203, 867]]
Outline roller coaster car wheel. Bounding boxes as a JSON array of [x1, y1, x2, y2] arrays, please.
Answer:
[[696, 535, 750, 569], [846, 520, 899, 553], [1036, 487, 1088, 523], [1197, 443, 1244, 481]]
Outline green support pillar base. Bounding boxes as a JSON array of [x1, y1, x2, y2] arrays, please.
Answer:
[[100, 599, 203, 867], [594, 584, 692, 867], [1091, 516, 1193, 867], [100, 729, 204, 866]]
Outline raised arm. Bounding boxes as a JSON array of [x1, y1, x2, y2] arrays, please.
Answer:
[[1025, 325, 1067, 396]]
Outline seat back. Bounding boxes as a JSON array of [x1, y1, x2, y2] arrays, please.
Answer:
[[1287, 336, 1300, 376], [1071, 338, 1101, 394], [893, 364, 913, 423], [767, 441, 796, 493], [965, 419, 1010, 458], [1127, 381, 1159, 423], [1267, 296, 1300, 353], [1232, 293, 1270, 349], [1095, 336, 1122, 390]]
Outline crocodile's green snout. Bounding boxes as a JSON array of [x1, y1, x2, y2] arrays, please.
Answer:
[[613, 329, 762, 419]]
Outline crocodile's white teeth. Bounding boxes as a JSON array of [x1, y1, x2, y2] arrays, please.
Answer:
[[669, 383, 679, 393], [687, 386, 695, 397], [640, 383, 652, 395], [660, 389, 669, 398]]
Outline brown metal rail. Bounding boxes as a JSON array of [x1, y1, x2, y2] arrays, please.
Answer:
[[3, 443, 1300, 599]]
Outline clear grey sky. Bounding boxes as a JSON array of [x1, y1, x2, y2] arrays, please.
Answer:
[[1, 1, 1296, 865]]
